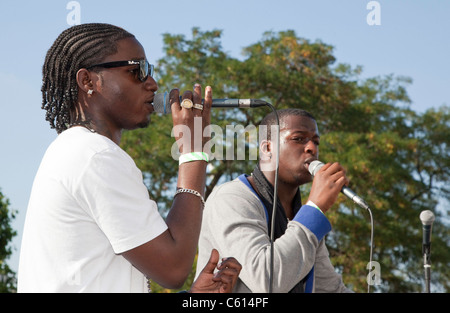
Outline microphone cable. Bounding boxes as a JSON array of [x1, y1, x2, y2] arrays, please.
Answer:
[[367, 206, 374, 293], [263, 102, 279, 294]]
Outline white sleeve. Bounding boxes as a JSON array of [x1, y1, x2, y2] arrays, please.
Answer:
[[74, 148, 168, 254]]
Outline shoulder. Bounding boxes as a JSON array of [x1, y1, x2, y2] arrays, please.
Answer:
[[40, 127, 137, 181], [56, 127, 122, 154], [51, 127, 133, 165], [205, 176, 266, 220], [208, 177, 253, 201]]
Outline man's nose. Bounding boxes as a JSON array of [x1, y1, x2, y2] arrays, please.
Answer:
[[304, 140, 318, 155], [145, 75, 158, 93]]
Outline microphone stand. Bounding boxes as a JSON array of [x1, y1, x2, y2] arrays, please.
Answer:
[[423, 244, 431, 293], [420, 210, 434, 293]]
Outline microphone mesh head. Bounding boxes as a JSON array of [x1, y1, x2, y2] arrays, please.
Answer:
[[153, 93, 171, 114], [308, 160, 324, 176], [420, 210, 435, 225]]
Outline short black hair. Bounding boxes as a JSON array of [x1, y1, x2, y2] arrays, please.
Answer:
[[41, 23, 135, 133], [259, 108, 316, 141]]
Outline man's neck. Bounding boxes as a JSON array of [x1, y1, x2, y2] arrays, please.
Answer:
[[251, 169, 299, 220]]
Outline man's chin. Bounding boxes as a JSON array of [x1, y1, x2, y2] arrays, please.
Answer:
[[135, 115, 151, 129], [125, 120, 150, 131], [137, 120, 150, 129]]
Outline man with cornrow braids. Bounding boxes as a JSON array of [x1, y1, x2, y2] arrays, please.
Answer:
[[18, 23, 241, 293]]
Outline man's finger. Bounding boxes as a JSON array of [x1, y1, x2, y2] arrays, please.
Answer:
[[201, 248, 220, 274]]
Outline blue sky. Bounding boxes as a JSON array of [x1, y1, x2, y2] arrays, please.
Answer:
[[0, 0, 448, 274]]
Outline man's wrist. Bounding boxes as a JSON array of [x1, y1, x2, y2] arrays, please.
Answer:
[[306, 200, 324, 214], [179, 152, 209, 165], [293, 204, 331, 241]]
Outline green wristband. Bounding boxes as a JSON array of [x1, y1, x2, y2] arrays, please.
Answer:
[[179, 152, 209, 165]]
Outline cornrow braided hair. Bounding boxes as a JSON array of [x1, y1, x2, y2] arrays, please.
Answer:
[[41, 23, 135, 133]]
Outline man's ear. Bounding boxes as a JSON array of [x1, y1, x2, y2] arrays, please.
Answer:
[[76, 68, 94, 95], [259, 139, 273, 161]]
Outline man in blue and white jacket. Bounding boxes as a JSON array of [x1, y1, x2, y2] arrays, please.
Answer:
[[195, 108, 353, 293]]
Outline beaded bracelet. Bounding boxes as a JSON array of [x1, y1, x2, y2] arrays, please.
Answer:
[[174, 188, 206, 206], [179, 152, 209, 165]]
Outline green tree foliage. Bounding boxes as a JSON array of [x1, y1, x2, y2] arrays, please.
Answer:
[[0, 189, 17, 293], [121, 28, 450, 293]]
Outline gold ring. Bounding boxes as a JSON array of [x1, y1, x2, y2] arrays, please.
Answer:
[[193, 103, 203, 110], [181, 99, 193, 109]]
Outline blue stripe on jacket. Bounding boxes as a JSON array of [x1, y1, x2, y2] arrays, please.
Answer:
[[238, 174, 332, 292]]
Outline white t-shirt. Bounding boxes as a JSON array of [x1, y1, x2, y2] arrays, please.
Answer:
[[18, 127, 168, 292]]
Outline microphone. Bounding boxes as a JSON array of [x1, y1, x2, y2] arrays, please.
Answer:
[[420, 210, 435, 255], [420, 210, 435, 293], [308, 160, 370, 210], [152, 92, 269, 114]]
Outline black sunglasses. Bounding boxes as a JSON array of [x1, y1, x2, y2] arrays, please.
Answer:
[[86, 59, 154, 82]]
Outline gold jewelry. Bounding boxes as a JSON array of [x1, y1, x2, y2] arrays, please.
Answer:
[[180, 98, 193, 109], [193, 103, 203, 110]]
